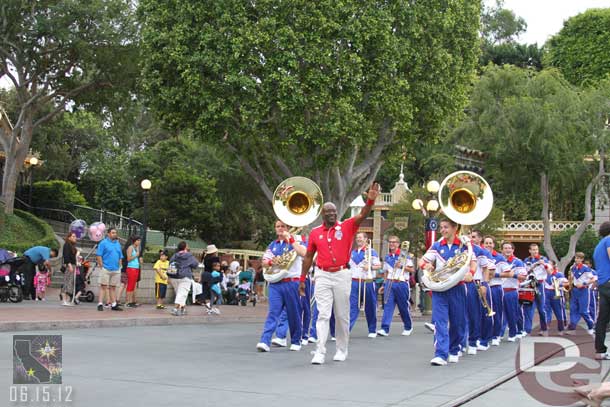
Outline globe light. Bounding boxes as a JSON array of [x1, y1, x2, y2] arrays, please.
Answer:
[[426, 180, 440, 194], [29, 157, 38, 166], [412, 199, 424, 211], [426, 199, 439, 212], [140, 179, 152, 190]]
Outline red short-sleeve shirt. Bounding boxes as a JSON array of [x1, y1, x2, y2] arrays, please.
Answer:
[[307, 217, 358, 269]]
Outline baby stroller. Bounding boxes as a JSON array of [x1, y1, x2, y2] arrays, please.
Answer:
[[76, 261, 95, 303], [0, 251, 25, 303], [237, 281, 256, 307]]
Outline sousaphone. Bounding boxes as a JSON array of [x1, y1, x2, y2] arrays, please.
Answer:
[[420, 171, 493, 292], [264, 177, 323, 283]]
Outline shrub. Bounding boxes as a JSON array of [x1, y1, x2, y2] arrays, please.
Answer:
[[0, 209, 58, 254], [31, 180, 87, 210]]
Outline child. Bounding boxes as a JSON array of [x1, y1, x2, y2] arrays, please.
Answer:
[[34, 264, 51, 301], [211, 262, 223, 305], [201, 262, 222, 314], [153, 250, 169, 309]]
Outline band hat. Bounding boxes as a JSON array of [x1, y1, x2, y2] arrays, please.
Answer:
[[206, 244, 219, 254]]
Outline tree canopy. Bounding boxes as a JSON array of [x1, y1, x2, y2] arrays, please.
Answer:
[[544, 8, 610, 86], [139, 0, 481, 217]]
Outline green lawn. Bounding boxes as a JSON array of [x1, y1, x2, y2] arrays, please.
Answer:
[[0, 206, 56, 253]]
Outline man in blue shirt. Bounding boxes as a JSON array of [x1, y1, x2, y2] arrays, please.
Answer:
[[22, 246, 58, 300], [593, 221, 610, 359], [96, 227, 124, 311]]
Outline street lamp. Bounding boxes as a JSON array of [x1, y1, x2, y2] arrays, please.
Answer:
[[412, 179, 440, 250], [140, 179, 151, 253], [26, 155, 40, 206]]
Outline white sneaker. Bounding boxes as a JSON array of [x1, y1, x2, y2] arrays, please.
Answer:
[[367, 332, 377, 338], [588, 329, 595, 336], [424, 322, 436, 333], [333, 350, 348, 361], [377, 329, 389, 337], [448, 354, 459, 363], [507, 336, 517, 342], [491, 339, 500, 346], [331, 336, 336, 341], [515, 333, 523, 339], [477, 344, 489, 351], [521, 331, 528, 337], [256, 342, 270, 352], [311, 352, 325, 365], [272, 337, 287, 347], [308, 337, 318, 344], [430, 357, 447, 366], [402, 329, 413, 336], [301, 339, 309, 346], [458, 351, 463, 357], [467, 346, 477, 355], [289, 344, 301, 351]]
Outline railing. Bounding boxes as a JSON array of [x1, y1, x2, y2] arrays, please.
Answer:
[[376, 193, 393, 205], [498, 220, 591, 232]]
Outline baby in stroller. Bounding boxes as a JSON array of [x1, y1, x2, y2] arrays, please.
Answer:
[[237, 279, 255, 306]]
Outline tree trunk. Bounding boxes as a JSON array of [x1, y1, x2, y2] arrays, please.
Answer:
[[1, 110, 33, 215], [541, 156, 609, 273]]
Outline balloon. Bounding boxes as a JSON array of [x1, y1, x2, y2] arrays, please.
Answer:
[[69, 219, 88, 240], [88, 222, 106, 242]]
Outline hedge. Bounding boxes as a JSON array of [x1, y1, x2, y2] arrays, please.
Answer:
[[0, 209, 58, 254]]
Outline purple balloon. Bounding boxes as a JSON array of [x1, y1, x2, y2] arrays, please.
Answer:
[[69, 219, 88, 240]]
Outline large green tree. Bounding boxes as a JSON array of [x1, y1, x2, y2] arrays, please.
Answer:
[[544, 8, 610, 86], [139, 0, 481, 218], [455, 65, 610, 272], [0, 0, 138, 214]]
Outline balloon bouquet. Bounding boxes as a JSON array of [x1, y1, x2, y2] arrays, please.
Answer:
[[67, 220, 106, 304]]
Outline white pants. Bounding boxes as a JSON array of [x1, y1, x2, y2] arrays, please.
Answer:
[[314, 268, 351, 355], [170, 277, 191, 306]]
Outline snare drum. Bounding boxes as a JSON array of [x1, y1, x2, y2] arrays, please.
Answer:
[[518, 288, 535, 305]]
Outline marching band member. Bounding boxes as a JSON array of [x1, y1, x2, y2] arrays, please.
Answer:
[[377, 236, 414, 337], [256, 220, 307, 352], [299, 183, 380, 365], [544, 260, 567, 333], [585, 260, 598, 323], [501, 242, 526, 342], [465, 230, 490, 354], [566, 252, 596, 335], [349, 232, 381, 337], [483, 236, 509, 346], [420, 218, 476, 366], [522, 243, 551, 336]]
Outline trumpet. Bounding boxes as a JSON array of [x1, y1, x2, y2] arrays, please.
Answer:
[[552, 276, 564, 299], [477, 281, 495, 317]]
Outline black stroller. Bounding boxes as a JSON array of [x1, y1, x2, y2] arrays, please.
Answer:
[[0, 250, 25, 303]]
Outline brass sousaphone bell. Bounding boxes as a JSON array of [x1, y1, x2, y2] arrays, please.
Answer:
[[264, 177, 323, 283], [421, 170, 493, 292]]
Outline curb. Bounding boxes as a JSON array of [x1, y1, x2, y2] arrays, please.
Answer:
[[0, 315, 264, 332]]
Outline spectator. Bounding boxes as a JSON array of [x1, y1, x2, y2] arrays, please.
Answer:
[[168, 241, 199, 316], [61, 232, 77, 306], [211, 262, 223, 305], [230, 259, 241, 274], [34, 264, 51, 301], [124, 235, 142, 308], [96, 227, 124, 311], [254, 264, 265, 300], [153, 250, 169, 309], [201, 262, 223, 313], [224, 265, 238, 289], [22, 245, 58, 300], [594, 221, 610, 360], [72, 250, 85, 305], [198, 244, 220, 304]]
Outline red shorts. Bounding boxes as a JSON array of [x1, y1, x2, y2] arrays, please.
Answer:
[[126, 267, 140, 292]]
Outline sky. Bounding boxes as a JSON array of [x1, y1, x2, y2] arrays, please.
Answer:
[[486, 0, 610, 45]]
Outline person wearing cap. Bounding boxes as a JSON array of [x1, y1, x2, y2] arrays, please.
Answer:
[[153, 250, 169, 309], [256, 219, 307, 352], [299, 183, 380, 365], [198, 244, 220, 305]]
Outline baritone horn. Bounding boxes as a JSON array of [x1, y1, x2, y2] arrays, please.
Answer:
[[264, 177, 323, 284], [421, 171, 493, 292]]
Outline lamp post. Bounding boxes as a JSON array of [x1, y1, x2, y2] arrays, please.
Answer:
[[140, 179, 152, 253], [411, 179, 440, 250], [27, 156, 39, 206]]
